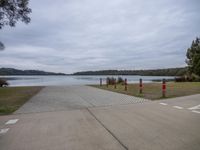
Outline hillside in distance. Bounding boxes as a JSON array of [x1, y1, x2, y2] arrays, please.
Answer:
[[0, 68, 66, 75], [0, 67, 188, 76], [73, 67, 187, 76]]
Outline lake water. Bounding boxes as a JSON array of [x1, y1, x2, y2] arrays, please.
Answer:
[[0, 75, 175, 87]]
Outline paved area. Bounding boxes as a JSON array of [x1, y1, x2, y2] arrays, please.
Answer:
[[0, 110, 125, 150], [90, 101, 200, 150], [0, 86, 200, 150], [15, 86, 146, 114], [159, 94, 200, 110]]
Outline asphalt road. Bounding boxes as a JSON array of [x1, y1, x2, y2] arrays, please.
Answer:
[[0, 86, 199, 150]]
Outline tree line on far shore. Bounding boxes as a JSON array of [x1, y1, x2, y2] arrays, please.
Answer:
[[73, 67, 187, 76], [0, 1, 199, 85], [74, 36, 200, 82]]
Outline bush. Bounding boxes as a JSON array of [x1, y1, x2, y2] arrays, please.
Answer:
[[117, 77, 124, 84], [0, 79, 8, 87], [175, 75, 200, 82], [175, 76, 187, 82], [106, 77, 116, 85], [106, 77, 125, 85]]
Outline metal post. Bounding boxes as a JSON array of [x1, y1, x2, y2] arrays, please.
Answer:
[[139, 78, 143, 94], [100, 78, 102, 86], [114, 78, 116, 89], [125, 78, 127, 91], [106, 78, 108, 88], [162, 79, 166, 98]]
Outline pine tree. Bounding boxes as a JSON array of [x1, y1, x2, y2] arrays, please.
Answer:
[[186, 37, 200, 76]]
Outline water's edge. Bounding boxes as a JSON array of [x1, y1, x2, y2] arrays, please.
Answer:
[[0, 75, 175, 87]]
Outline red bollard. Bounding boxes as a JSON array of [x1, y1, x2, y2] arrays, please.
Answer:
[[162, 79, 166, 98], [139, 78, 143, 94], [125, 78, 127, 91], [100, 78, 102, 86]]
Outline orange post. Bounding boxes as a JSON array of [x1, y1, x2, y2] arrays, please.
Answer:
[[139, 78, 143, 94], [162, 79, 166, 98]]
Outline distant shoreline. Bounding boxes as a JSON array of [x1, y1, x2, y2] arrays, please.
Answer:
[[73, 67, 186, 76], [0, 74, 69, 76], [0, 68, 67, 76], [1, 67, 187, 76]]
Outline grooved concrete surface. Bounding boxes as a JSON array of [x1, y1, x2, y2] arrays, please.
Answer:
[[90, 101, 200, 150], [0, 86, 200, 150], [15, 86, 147, 114], [0, 110, 125, 150]]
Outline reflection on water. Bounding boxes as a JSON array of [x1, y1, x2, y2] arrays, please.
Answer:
[[0, 75, 175, 87]]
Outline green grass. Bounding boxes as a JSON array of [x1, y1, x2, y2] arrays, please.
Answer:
[[91, 82, 200, 100], [0, 86, 43, 115]]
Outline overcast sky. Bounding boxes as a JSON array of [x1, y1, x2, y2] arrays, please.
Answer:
[[0, 0, 200, 73]]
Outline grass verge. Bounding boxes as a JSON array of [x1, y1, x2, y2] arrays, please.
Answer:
[[0, 86, 43, 115], [91, 82, 200, 100]]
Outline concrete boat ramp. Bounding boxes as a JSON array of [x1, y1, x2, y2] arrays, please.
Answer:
[[0, 86, 200, 150]]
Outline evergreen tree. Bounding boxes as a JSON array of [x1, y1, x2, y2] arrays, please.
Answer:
[[186, 37, 200, 76]]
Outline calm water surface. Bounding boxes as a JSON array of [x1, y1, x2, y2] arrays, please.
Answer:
[[0, 75, 175, 87]]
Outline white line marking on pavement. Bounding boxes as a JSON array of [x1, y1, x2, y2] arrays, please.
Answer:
[[192, 110, 200, 114], [5, 119, 19, 125], [188, 104, 200, 110], [0, 128, 9, 134], [173, 106, 183, 109], [160, 103, 168, 106]]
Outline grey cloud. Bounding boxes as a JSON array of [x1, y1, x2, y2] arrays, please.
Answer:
[[0, 0, 200, 73]]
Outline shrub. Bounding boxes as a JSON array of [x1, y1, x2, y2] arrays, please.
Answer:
[[106, 77, 126, 85], [117, 77, 124, 84], [0, 79, 9, 87], [175, 76, 187, 82], [175, 75, 200, 82], [106, 77, 116, 85]]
